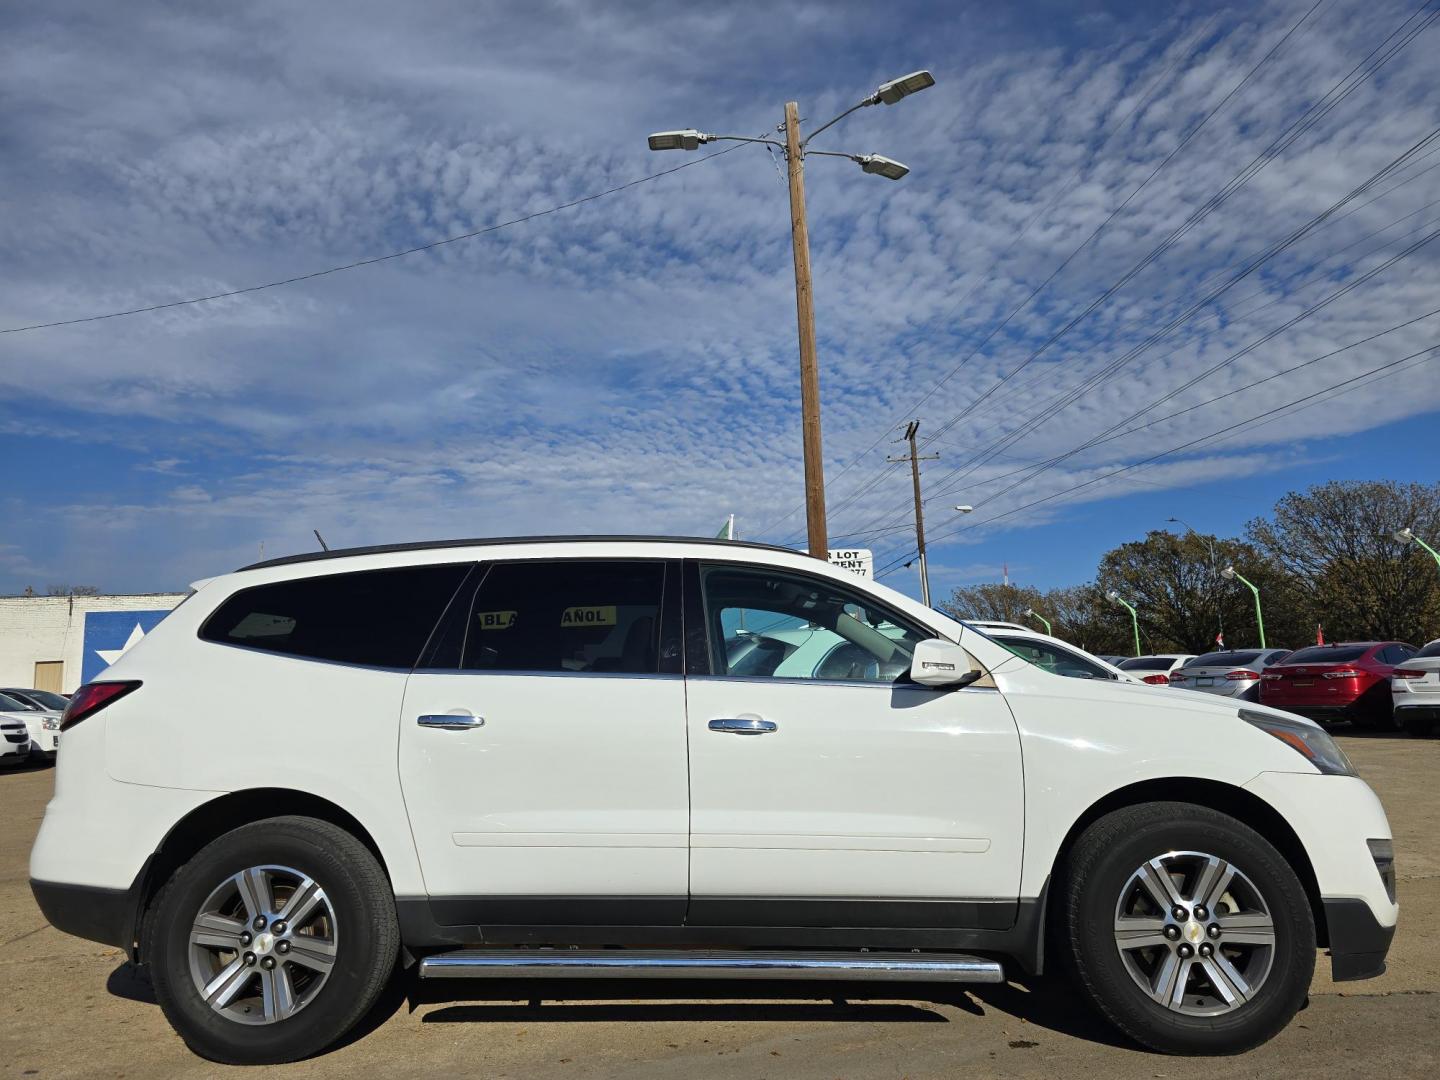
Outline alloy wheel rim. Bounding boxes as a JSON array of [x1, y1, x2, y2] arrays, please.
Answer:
[[187, 864, 337, 1025], [1113, 850, 1276, 1017]]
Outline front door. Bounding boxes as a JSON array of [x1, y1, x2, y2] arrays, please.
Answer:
[[683, 560, 1024, 928], [398, 558, 689, 926]]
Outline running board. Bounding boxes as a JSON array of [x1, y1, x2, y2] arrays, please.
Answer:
[[418, 949, 1005, 983]]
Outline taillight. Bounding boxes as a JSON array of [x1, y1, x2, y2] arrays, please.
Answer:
[[1142, 674, 1170, 685], [1323, 669, 1360, 679], [1226, 669, 1260, 681], [1261, 672, 1284, 680], [1169, 672, 1188, 683], [1394, 669, 1427, 679], [60, 681, 141, 732]]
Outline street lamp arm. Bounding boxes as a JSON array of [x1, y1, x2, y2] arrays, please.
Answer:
[[800, 100, 873, 148], [702, 134, 787, 149]]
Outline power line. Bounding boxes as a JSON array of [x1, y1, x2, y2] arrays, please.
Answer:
[[841, 1, 1437, 540], [0, 141, 754, 335], [873, 342, 1440, 578]]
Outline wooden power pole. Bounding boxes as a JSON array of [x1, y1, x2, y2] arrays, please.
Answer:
[[888, 420, 940, 605], [783, 100, 828, 559]]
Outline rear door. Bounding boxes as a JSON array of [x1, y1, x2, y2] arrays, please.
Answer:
[[398, 558, 689, 925], [682, 559, 1023, 929]]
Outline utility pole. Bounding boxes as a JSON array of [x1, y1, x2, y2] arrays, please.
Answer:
[[647, 70, 935, 560], [784, 102, 828, 558], [888, 420, 941, 606]]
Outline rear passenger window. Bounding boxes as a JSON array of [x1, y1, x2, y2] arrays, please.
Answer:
[[200, 564, 471, 669], [430, 560, 667, 675]]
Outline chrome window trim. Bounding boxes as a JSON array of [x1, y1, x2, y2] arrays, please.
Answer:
[[686, 673, 994, 692]]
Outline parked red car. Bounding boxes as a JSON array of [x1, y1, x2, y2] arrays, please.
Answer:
[[1259, 641, 1417, 728]]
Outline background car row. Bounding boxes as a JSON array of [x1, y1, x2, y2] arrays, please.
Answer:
[[0, 688, 66, 766]]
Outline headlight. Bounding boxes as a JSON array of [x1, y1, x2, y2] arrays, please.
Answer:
[[1240, 709, 1356, 776], [42, 717, 60, 730]]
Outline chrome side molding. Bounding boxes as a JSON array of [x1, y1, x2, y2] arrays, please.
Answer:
[[418, 948, 1004, 983]]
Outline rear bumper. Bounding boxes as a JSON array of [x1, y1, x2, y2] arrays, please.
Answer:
[[1324, 897, 1395, 981], [30, 877, 140, 952]]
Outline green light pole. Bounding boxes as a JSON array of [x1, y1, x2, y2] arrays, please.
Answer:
[[1106, 590, 1141, 656], [1024, 607, 1052, 635], [1221, 566, 1266, 649], [1395, 527, 1440, 572]]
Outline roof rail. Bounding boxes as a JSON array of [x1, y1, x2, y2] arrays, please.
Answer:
[[240, 534, 802, 572]]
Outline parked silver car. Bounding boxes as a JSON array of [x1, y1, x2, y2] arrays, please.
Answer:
[[1169, 648, 1293, 702]]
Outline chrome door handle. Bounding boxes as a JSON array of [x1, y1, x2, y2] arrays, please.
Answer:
[[708, 717, 777, 735], [416, 713, 485, 730]]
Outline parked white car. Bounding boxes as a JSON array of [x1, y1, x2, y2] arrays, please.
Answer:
[[31, 536, 1397, 1063], [1392, 639, 1440, 735], [1117, 653, 1197, 685], [1, 715, 31, 766], [1169, 649, 1294, 702], [0, 692, 59, 761]]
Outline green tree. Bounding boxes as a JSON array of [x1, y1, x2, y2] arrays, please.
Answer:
[[1247, 480, 1440, 642], [1095, 531, 1309, 653], [940, 582, 1046, 626]]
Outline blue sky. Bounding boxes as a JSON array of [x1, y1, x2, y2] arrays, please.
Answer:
[[2, 0, 1438, 598]]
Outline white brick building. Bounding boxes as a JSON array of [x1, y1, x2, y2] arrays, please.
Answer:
[[0, 593, 188, 694]]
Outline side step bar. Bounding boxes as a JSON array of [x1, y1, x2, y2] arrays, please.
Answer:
[[418, 949, 1005, 983]]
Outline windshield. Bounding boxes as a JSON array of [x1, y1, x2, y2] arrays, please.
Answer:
[[4, 688, 67, 710], [1118, 656, 1177, 671], [1284, 645, 1369, 664], [1188, 651, 1262, 668], [0, 692, 36, 712], [1415, 641, 1440, 659]]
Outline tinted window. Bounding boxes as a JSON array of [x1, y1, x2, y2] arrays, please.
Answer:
[[1118, 656, 1178, 671], [1189, 651, 1262, 668], [437, 560, 666, 675], [1416, 641, 1440, 659], [994, 636, 1110, 680], [1380, 644, 1415, 665], [701, 564, 926, 684], [1283, 645, 1370, 664], [201, 564, 470, 669], [0, 693, 36, 712]]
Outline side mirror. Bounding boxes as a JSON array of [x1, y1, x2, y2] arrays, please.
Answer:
[[909, 638, 983, 688]]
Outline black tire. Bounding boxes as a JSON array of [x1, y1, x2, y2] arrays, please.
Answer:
[[1060, 801, 1314, 1055], [146, 816, 399, 1065]]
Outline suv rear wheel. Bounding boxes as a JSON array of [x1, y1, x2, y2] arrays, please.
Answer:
[[146, 816, 399, 1064], [1060, 801, 1315, 1054]]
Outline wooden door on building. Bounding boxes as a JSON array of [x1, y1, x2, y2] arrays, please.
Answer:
[[33, 661, 64, 693]]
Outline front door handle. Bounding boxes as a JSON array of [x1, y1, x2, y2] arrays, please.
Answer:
[[417, 713, 485, 730], [708, 717, 777, 735]]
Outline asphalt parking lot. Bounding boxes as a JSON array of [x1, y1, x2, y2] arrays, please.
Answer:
[[3, 731, 1438, 1079]]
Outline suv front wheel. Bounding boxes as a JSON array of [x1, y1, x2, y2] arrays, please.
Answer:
[[1061, 801, 1315, 1054], [146, 816, 399, 1065]]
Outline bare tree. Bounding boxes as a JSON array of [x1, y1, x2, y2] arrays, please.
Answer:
[[45, 584, 101, 596]]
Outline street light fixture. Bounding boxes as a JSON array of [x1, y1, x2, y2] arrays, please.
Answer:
[[1220, 566, 1266, 649], [874, 70, 937, 105], [954, 505, 973, 513], [1393, 526, 1440, 572], [1106, 589, 1141, 657], [647, 69, 935, 559], [1024, 607, 1052, 635]]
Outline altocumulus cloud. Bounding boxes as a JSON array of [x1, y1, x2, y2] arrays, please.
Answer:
[[0, 0, 1437, 590]]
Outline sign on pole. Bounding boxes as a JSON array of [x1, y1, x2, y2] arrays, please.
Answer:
[[827, 548, 873, 579]]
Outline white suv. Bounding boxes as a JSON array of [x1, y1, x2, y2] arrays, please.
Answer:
[[30, 536, 1397, 1064]]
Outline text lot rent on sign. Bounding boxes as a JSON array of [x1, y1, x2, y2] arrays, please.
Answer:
[[827, 549, 873, 579]]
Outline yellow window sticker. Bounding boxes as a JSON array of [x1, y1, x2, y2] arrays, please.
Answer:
[[475, 610, 517, 631], [560, 605, 617, 628]]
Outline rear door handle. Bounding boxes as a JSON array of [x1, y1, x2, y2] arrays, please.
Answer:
[[416, 713, 485, 730], [708, 717, 777, 735]]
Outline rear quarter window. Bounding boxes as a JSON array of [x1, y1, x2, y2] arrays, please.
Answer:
[[200, 564, 472, 669]]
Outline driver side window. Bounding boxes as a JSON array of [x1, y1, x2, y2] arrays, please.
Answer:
[[700, 564, 927, 684]]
